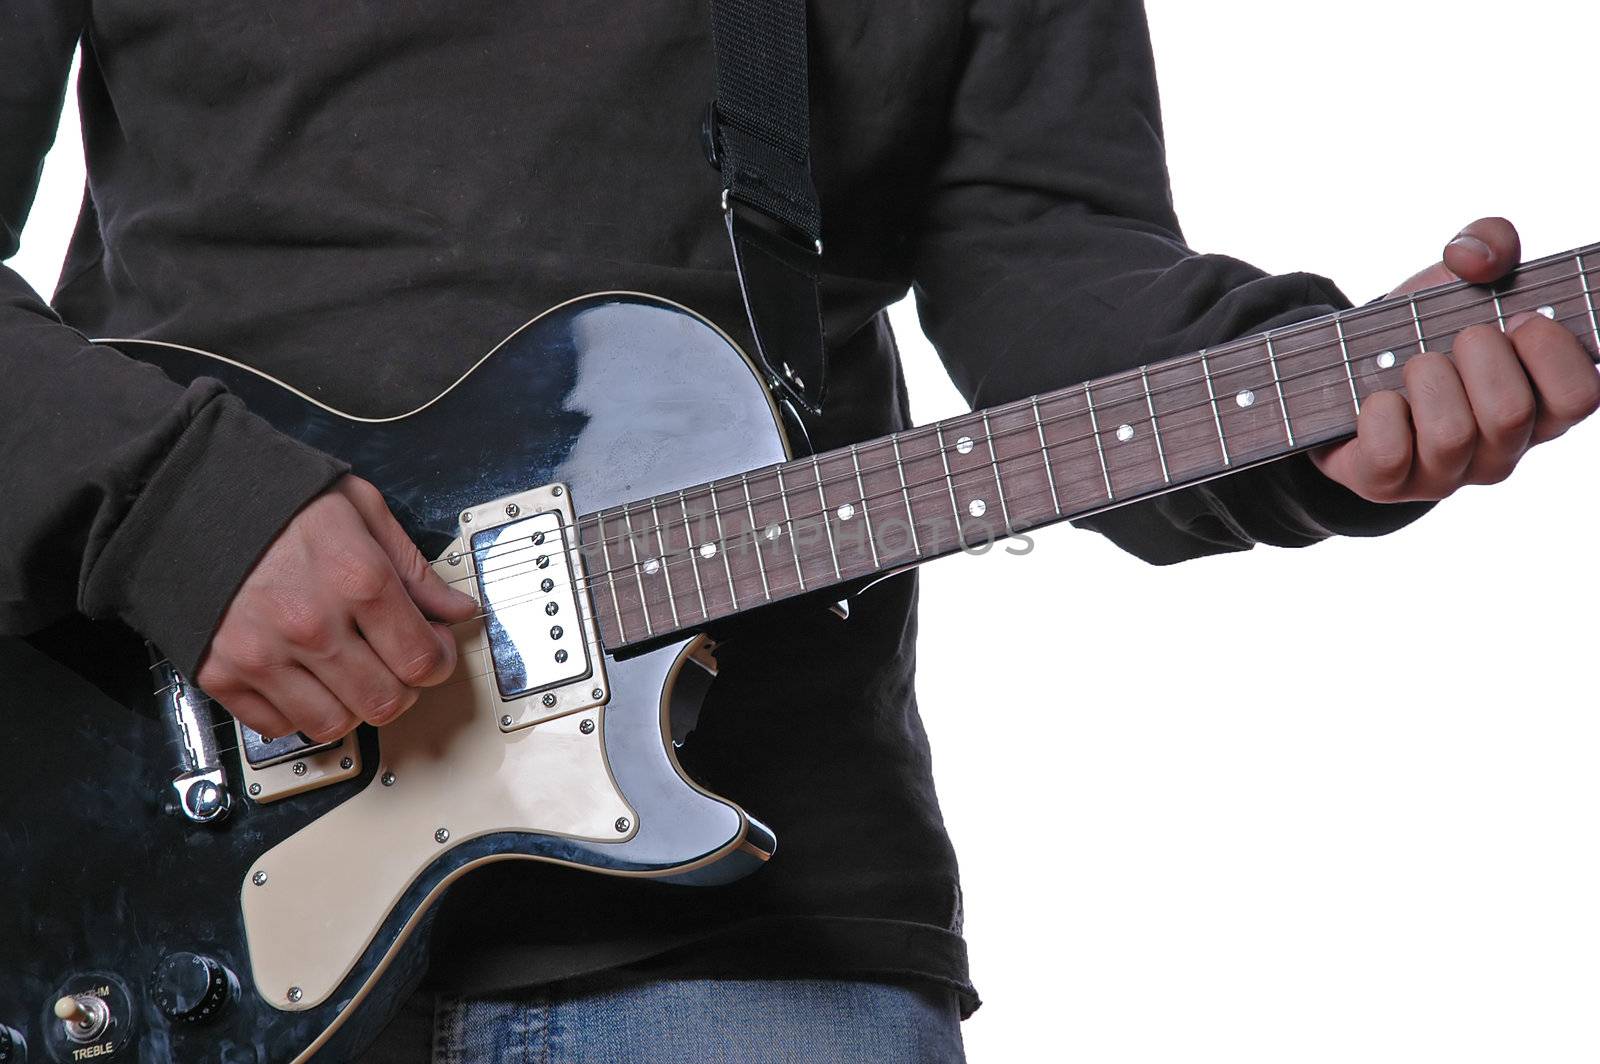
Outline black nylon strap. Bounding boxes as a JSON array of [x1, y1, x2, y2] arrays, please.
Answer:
[[708, 0, 820, 245], [706, 0, 828, 412]]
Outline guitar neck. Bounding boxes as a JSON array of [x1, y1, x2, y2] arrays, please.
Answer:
[[582, 242, 1600, 649]]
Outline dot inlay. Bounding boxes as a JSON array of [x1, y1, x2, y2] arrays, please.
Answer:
[[642, 558, 661, 575], [837, 503, 856, 521], [1538, 305, 1556, 319], [1376, 351, 1396, 370], [1115, 423, 1135, 443], [1236, 389, 1256, 408], [764, 525, 782, 541], [698, 543, 717, 559], [955, 435, 974, 455], [968, 499, 987, 517]]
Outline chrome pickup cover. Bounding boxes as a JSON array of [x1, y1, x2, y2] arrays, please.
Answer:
[[459, 482, 608, 732]]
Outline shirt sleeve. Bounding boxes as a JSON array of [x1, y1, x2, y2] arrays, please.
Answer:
[[0, 3, 346, 674], [910, 0, 1431, 565]]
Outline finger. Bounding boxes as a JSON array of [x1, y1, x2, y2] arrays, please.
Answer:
[[1452, 325, 1535, 484], [256, 664, 360, 743], [301, 624, 420, 727], [341, 547, 459, 687], [210, 688, 297, 742], [1441, 217, 1520, 284], [1311, 389, 1414, 502], [1509, 316, 1600, 443], [340, 478, 478, 622], [1402, 352, 1476, 496]]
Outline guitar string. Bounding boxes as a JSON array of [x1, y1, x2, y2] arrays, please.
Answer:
[[365, 302, 1598, 649], [438, 298, 1599, 613], [435, 262, 1600, 592]]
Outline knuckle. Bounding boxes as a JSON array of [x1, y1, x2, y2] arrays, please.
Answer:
[[278, 604, 335, 653], [365, 686, 418, 725], [1547, 376, 1600, 423], [1428, 417, 1477, 462], [1483, 394, 1536, 440], [334, 555, 393, 605], [396, 642, 446, 686]]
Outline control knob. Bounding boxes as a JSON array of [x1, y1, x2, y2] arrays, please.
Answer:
[[0, 1024, 24, 1063], [152, 953, 236, 1024]]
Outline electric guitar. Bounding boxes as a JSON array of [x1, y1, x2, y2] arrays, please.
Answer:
[[4, 243, 1598, 1063]]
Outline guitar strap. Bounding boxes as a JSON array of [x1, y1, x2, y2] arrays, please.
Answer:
[[703, 0, 828, 414]]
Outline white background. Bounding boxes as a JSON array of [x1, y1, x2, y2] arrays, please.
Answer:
[[10, 3, 1600, 1061]]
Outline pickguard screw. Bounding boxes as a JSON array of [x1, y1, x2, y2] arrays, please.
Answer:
[[461, 512, 472, 523], [287, 987, 302, 1003], [591, 688, 604, 700], [252, 871, 268, 886], [580, 719, 595, 735], [552, 487, 563, 497], [614, 817, 631, 833], [505, 503, 520, 518], [340, 756, 353, 770], [381, 772, 396, 787], [500, 714, 513, 727], [435, 828, 450, 844], [291, 761, 307, 776], [248, 783, 262, 796]]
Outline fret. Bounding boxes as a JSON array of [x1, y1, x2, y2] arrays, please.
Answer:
[[773, 466, 806, 591], [979, 412, 1015, 533], [811, 456, 843, 580], [1086, 374, 1168, 499], [1346, 301, 1422, 405], [933, 423, 966, 532], [620, 505, 661, 635], [1269, 318, 1362, 446], [1082, 383, 1115, 500], [982, 402, 1056, 528], [815, 449, 875, 577], [1036, 389, 1113, 511], [1029, 398, 1063, 513], [848, 445, 881, 569], [1145, 355, 1226, 479], [1333, 316, 1361, 416], [889, 435, 923, 557], [1577, 253, 1599, 357], [856, 437, 918, 564], [1207, 340, 1295, 465], [937, 415, 1015, 545], [590, 512, 631, 644], [1413, 283, 1499, 355], [1199, 350, 1232, 465], [1497, 257, 1591, 346], [665, 492, 710, 617], [895, 425, 963, 557], [1493, 290, 1507, 331], [729, 470, 771, 598], [704, 486, 741, 610], [744, 468, 803, 596], [1409, 295, 1426, 347], [1138, 367, 1170, 484], [645, 498, 684, 627], [1263, 333, 1295, 446]]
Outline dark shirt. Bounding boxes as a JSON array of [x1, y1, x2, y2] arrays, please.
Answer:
[[0, 0, 1427, 1015]]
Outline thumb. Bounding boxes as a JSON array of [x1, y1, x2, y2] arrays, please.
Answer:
[[338, 477, 479, 622], [1390, 217, 1522, 297]]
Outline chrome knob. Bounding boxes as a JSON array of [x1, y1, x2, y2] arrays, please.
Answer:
[[152, 952, 236, 1024]]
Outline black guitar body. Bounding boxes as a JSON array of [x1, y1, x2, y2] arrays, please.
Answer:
[[0, 294, 795, 1063]]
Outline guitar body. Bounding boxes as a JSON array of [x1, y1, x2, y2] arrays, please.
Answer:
[[0, 294, 791, 1063]]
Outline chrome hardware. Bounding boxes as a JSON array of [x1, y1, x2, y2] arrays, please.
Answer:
[[149, 646, 232, 826], [434, 828, 450, 844], [53, 995, 109, 1044], [614, 817, 631, 833], [252, 871, 268, 886], [287, 987, 303, 1004], [381, 772, 396, 787], [579, 719, 595, 734]]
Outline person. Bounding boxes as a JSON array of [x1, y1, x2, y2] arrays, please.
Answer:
[[3, 2, 1595, 1061]]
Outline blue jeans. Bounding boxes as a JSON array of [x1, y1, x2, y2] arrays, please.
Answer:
[[359, 979, 966, 1063]]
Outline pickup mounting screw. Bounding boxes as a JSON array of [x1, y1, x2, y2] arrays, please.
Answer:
[[500, 714, 514, 727], [591, 688, 604, 700], [340, 756, 353, 770], [291, 761, 307, 776], [252, 871, 268, 886], [542, 693, 558, 708], [580, 719, 595, 734], [505, 503, 520, 518], [615, 817, 631, 833], [248, 783, 262, 796], [435, 828, 450, 844], [552, 487, 564, 497], [287, 987, 302, 1003], [381, 772, 396, 787]]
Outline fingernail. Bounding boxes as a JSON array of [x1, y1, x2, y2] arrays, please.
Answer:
[[1450, 234, 1494, 262]]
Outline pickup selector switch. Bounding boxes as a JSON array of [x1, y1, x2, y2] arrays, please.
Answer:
[[152, 953, 236, 1024]]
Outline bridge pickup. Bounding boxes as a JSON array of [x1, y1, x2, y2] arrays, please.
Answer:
[[239, 725, 343, 769], [459, 482, 608, 731]]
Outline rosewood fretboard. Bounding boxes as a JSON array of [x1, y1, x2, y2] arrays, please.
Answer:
[[575, 243, 1600, 648]]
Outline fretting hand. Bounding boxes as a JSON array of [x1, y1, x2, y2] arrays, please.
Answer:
[[1311, 217, 1600, 502], [196, 475, 479, 742]]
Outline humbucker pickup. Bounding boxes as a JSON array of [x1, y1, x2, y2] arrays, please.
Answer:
[[459, 482, 609, 731]]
